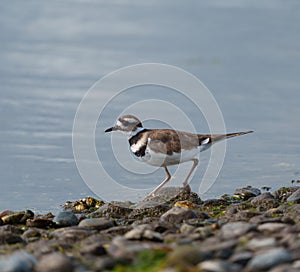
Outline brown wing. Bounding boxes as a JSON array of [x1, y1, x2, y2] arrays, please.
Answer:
[[148, 129, 254, 155], [148, 129, 200, 155]]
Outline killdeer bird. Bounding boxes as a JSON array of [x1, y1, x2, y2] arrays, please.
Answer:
[[105, 115, 253, 197]]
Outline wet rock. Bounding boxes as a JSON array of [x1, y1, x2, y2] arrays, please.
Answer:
[[221, 222, 255, 239], [78, 218, 115, 230], [246, 248, 293, 271], [250, 192, 278, 210], [233, 186, 261, 200], [287, 188, 300, 203], [63, 197, 104, 213], [160, 206, 197, 224], [26, 218, 55, 229], [0, 250, 36, 272], [1, 210, 34, 225], [54, 211, 79, 227], [274, 187, 299, 202], [197, 260, 242, 272], [36, 252, 74, 272]]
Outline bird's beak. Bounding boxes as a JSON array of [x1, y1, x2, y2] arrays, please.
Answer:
[[104, 127, 114, 133]]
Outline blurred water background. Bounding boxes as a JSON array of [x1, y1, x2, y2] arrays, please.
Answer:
[[0, 0, 299, 212]]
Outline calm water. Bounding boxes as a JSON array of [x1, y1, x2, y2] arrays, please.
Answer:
[[1, 0, 299, 213]]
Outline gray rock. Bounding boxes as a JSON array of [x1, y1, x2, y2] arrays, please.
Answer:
[[180, 223, 196, 234], [246, 237, 277, 250], [0, 250, 36, 272], [221, 222, 255, 239], [233, 186, 261, 200], [124, 224, 162, 241], [78, 218, 114, 230], [160, 206, 197, 224], [250, 192, 278, 210], [79, 242, 106, 256], [35, 252, 74, 272], [197, 260, 242, 272], [124, 224, 148, 240], [143, 229, 163, 241], [287, 188, 300, 203], [54, 211, 79, 227], [258, 222, 288, 233], [247, 248, 293, 271], [229, 251, 253, 266]]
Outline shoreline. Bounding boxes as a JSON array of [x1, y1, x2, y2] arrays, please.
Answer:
[[0, 185, 300, 271]]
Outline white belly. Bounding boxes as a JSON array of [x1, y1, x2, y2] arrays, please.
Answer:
[[139, 145, 200, 167]]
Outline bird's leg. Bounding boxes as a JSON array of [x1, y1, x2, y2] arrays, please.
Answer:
[[147, 166, 171, 197], [182, 159, 199, 187]]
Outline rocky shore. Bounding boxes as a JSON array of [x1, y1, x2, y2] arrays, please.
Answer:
[[0, 185, 300, 272]]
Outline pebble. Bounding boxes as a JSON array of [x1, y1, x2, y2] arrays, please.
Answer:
[[78, 218, 115, 230], [258, 222, 288, 232], [35, 252, 74, 272], [246, 237, 277, 250], [160, 206, 197, 224], [197, 260, 242, 272], [229, 251, 253, 265], [0, 250, 36, 272], [233, 186, 261, 200], [246, 248, 293, 271], [250, 192, 278, 210], [221, 222, 255, 239], [54, 211, 79, 227], [287, 188, 300, 203]]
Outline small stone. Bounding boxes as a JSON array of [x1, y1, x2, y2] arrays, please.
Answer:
[[1, 210, 34, 225], [197, 260, 241, 272], [246, 237, 277, 250], [274, 187, 299, 202], [246, 248, 293, 271], [221, 222, 255, 239], [258, 222, 288, 232], [26, 218, 55, 228], [250, 192, 278, 210], [160, 206, 197, 224], [0, 250, 36, 272], [287, 188, 300, 203], [79, 243, 106, 256], [78, 218, 114, 230], [229, 251, 253, 266], [124, 224, 148, 240], [36, 252, 74, 272], [54, 211, 79, 227], [22, 228, 47, 242], [166, 246, 210, 269], [51, 227, 95, 242], [88, 201, 133, 219], [143, 229, 163, 241], [233, 186, 261, 200], [180, 223, 196, 234]]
